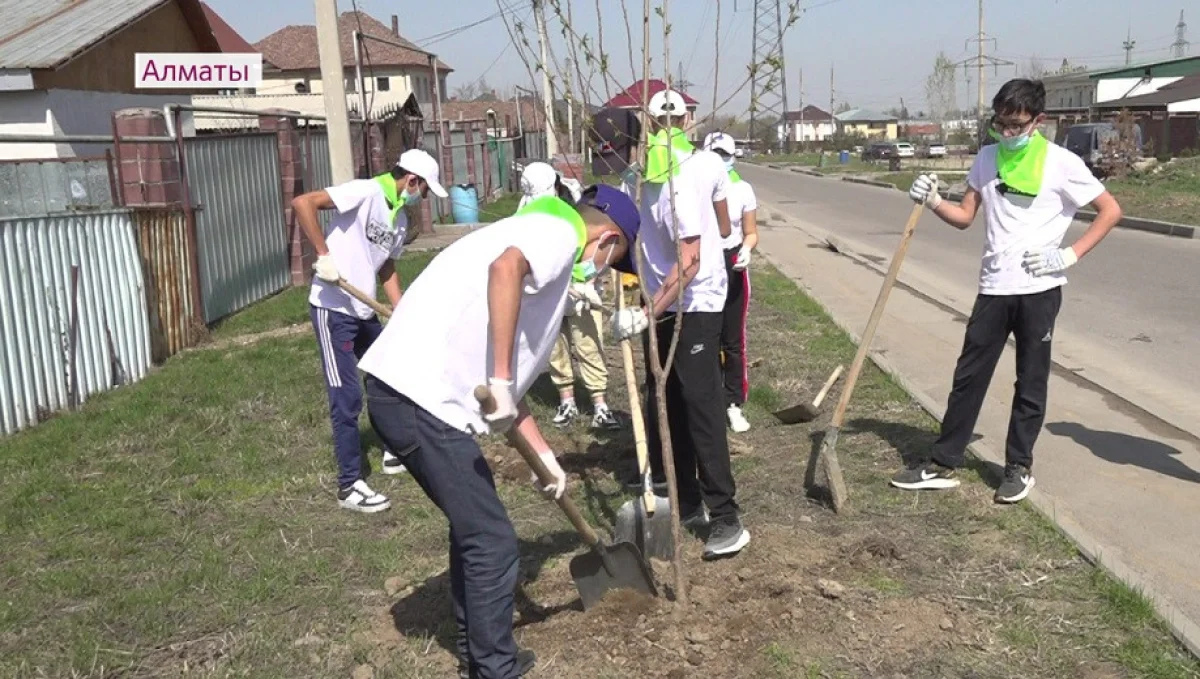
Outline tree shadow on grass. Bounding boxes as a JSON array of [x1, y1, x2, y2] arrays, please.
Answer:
[[847, 417, 999, 488], [389, 531, 583, 663]]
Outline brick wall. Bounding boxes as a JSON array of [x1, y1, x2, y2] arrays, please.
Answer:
[[112, 108, 182, 205], [258, 109, 313, 286]]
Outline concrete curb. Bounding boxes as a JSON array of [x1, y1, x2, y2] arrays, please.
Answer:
[[789, 167, 825, 177], [759, 216, 1200, 661], [841, 176, 897, 190]]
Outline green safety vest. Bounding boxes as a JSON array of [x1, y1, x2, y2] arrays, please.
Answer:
[[514, 195, 589, 282], [988, 130, 1049, 196]]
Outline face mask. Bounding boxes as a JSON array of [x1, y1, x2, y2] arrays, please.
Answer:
[[402, 183, 422, 207], [574, 235, 616, 282], [723, 157, 736, 171], [998, 132, 1032, 152]]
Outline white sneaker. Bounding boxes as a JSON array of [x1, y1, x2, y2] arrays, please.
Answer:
[[727, 405, 751, 433], [382, 450, 408, 475], [338, 479, 391, 513]]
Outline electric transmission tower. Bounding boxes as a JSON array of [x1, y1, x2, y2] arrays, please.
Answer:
[[749, 0, 791, 153], [952, 0, 1013, 126], [1173, 10, 1189, 58]]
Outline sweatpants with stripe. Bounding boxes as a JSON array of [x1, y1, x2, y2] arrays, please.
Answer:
[[721, 245, 751, 407], [310, 304, 384, 489], [931, 287, 1062, 471]]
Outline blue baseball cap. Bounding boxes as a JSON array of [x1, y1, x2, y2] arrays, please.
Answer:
[[579, 184, 640, 274]]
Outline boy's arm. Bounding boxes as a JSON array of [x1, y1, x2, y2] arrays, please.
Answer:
[[377, 259, 403, 307], [714, 198, 732, 239], [928, 186, 982, 230], [1068, 190, 1122, 259], [292, 189, 336, 256], [645, 236, 701, 318], [486, 246, 530, 382]]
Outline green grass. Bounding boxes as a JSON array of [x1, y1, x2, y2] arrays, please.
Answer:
[[1106, 156, 1200, 226]]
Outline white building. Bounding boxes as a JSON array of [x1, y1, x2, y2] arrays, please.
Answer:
[[783, 105, 835, 142]]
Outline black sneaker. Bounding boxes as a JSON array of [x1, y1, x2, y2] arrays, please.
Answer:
[[458, 648, 536, 678], [681, 505, 710, 533], [889, 459, 961, 490], [995, 464, 1035, 503], [703, 515, 750, 560], [591, 404, 622, 430], [381, 449, 408, 475]]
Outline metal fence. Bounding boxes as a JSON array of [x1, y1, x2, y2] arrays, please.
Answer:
[[184, 133, 290, 323], [0, 156, 116, 218], [0, 210, 153, 436]]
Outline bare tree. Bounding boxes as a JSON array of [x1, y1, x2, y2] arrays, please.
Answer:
[[1023, 56, 1047, 80], [925, 51, 956, 140]]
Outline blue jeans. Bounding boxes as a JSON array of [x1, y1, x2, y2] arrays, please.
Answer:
[[310, 305, 384, 489], [364, 375, 522, 679]]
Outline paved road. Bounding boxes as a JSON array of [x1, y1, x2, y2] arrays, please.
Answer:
[[741, 164, 1200, 439]]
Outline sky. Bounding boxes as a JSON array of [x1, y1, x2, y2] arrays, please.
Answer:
[[205, 0, 1191, 117]]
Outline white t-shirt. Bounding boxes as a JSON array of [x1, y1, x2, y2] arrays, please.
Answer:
[[968, 142, 1104, 296], [357, 213, 578, 435], [309, 179, 408, 319], [632, 150, 730, 313], [722, 178, 758, 250]]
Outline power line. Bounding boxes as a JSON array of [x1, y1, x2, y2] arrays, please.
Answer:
[[412, 3, 531, 48]]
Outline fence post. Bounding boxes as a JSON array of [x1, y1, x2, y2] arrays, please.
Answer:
[[464, 122, 477, 190], [439, 120, 454, 221], [480, 121, 493, 200], [112, 108, 182, 206], [259, 109, 311, 287]]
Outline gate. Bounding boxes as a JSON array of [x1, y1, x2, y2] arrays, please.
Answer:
[[184, 133, 289, 323]]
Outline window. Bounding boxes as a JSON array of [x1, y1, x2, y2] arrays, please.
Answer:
[[345, 78, 357, 93], [376, 76, 390, 92]]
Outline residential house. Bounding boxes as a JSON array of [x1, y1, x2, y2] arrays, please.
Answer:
[[0, 0, 220, 160], [193, 11, 452, 128], [199, 1, 274, 96], [783, 105, 834, 142], [834, 109, 898, 140], [900, 121, 942, 141], [441, 99, 545, 136], [1091, 74, 1200, 154], [1043, 55, 1200, 111], [602, 79, 700, 140]]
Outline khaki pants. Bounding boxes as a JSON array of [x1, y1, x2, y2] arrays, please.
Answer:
[[549, 308, 608, 396]]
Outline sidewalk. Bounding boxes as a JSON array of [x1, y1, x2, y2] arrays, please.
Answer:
[[755, 208, 1200, 657]]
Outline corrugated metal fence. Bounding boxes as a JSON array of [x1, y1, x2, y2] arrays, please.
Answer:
[[0, 210, 153, 436], [184, 133, 290, 323], [132, 209, 198, 362], [0, 157, 117, 218]]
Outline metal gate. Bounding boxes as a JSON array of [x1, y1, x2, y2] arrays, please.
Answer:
[[184, 133, 289, 323]]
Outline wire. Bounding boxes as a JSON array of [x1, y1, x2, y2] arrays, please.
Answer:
[[350, 0, 376, 120], [413, 2, 531, 49]]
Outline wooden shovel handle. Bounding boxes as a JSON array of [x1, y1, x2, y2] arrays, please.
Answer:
[[830, 203, 924, 427], [811, 365, 844, 409], [337, 278, 392, 319], [611, 271, 655, 515], [474, 385, 601, 547]]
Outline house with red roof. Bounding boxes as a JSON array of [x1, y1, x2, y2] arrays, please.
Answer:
[[602, 79, 700, 140]]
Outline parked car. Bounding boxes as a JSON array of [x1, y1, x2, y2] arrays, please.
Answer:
[[1063, 122, 1144, 175], [926, 142, 947, 157], [894, 142, 916, 158], [862, 143, 899, 160]]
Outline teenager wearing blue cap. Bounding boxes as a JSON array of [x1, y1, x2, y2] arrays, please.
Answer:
[[357, 185, 639, 679]]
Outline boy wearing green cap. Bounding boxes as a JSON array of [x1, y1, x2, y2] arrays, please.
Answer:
[[890, 78, 1123, 504]]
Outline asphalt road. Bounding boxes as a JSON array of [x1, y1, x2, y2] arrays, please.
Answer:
[[740, 163, 1200, 436]]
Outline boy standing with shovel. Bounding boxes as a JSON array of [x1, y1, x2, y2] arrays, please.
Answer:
[[890, 78, 1122, 503], [357, 189, 639, 679]]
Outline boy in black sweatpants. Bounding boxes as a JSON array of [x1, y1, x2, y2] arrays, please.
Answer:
[[889, 78, 1122, 503]]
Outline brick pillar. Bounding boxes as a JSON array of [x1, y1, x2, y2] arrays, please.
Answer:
[[368, 122, 386, 175], [464, 122, 477, 186], [112, 108, 181, 206], [259, 109, 312, 286]]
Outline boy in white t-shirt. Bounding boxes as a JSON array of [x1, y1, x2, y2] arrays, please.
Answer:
[[293, 149, 447, 513], [357, 189, 639, 679], [611, 89, 749, 561], [890, 79, 1123, 504], [703, 132, 760, 434]]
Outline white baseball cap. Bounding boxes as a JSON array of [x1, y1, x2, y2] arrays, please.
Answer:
[[519, 161, 559, 199], [648, 89, 687, 117], [396, 149, 448, 197], [703, 132, 736, 155]]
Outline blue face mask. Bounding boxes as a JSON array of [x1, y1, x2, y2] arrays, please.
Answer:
[[724, 157, 736, 171], [998, 132, 1032, 152], [402, 186, 422, 207], [573, 237, 616, 282]]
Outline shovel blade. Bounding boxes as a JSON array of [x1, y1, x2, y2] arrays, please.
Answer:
[[613, 495, 675, 562], [816, 426, 848, 513], [772, 403, 819, 424], [569, 541, 658, 610]]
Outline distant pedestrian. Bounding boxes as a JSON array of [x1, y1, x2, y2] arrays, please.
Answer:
[[891, 78, 1123, 503], [293, 149, 447, 513], [704, 131, 759, 433]]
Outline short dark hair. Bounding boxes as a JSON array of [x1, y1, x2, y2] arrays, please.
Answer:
[[390, 165, 410, 180], [992, 78, 1046, 118], [553, 176, 575, 204]]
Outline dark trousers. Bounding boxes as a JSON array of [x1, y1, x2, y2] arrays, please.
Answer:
[[931, 287, 1062, 471], [720, 246, 751, 407], [310, 305, 385, 489], [643, 311, 740, 520], [365, 376, 522, 679]]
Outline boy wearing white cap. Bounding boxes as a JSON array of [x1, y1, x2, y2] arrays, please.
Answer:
[[293, 148, 447, 513], [703, 131, 759, 433]]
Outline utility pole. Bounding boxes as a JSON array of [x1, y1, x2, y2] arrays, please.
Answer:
[[533, 0, 558, 158], [1123, 27, 1136, 65], [953, 0, 1012, 137], [975, 0, 984, 117], [829, 64, 835, 138], [1173, 10, 1190, 58], [315, 0, 354, 183], [798, 67, 804, 146]]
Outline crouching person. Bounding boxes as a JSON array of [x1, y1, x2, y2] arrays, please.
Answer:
[[357, 188, 639, 678]]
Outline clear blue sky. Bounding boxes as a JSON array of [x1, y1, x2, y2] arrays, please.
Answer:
[[206, 0, 1190, 116]]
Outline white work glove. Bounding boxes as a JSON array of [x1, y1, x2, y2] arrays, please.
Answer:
[[1022, 246, 1078, 277], [481, 378, 518, 433], [732, 245, 752, 272], [531, 450, 567, 500], [314, 254, 340, 282], [909, 173, 942, 209], [611, 307, 650, 342]]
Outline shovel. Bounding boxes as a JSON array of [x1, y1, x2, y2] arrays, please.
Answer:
[[337, 278, 393, 319], [474, 386, 658, 610], [772, 365, 845, 425], [610, 272, 674, 561]]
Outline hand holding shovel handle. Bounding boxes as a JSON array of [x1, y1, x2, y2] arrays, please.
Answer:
[[474, 386, 601, 547]]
